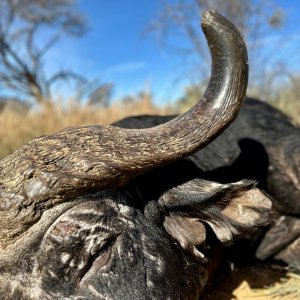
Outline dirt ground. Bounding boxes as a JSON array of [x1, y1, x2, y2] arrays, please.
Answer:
[[204, 264, 300, 300]]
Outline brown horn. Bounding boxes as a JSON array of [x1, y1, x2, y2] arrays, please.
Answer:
[[0, 11, 248, 247]]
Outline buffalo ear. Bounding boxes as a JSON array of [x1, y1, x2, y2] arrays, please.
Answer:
[[163, 214, 207, 261], [158, 179, 273, 260]]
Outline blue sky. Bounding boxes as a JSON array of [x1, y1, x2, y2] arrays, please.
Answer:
[[33, 1, 300, 105], [45, 0, 191, 105]]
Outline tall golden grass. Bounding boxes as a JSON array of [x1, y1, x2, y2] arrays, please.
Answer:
[[253, 75, 300, 125], [1, 81, 300, 160], [0, 97, 170, 159]]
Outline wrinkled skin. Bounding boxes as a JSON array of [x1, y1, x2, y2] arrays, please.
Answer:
[[0, 180, 271, 299], [25, 196, 205, 299], [0, 193, 203, 300]]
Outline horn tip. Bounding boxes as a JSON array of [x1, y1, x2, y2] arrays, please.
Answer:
[[202, 10, 220, 25]]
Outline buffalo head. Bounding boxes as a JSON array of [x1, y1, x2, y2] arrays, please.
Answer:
[[0, 11, 272, 299]]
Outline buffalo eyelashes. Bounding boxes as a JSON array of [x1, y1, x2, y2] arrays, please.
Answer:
[[79, 237, 117, 282]]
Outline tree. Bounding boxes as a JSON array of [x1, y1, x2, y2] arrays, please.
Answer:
[[0, 0, 86, 106], [148, 0, 299, 100]]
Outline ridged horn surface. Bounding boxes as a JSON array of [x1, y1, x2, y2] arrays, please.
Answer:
[[0, 11, 248, 248]]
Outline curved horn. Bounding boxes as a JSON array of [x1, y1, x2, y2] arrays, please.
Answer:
[[0, 11, 248, 247]]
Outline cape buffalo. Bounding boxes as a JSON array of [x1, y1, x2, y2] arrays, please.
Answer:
[[0, 11, 273, 299], [114, 98, 300, 267]]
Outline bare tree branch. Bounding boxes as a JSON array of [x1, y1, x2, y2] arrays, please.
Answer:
[[47, 70, 86, 87], [148, 0, 299, 100], [0, 0, 87, 106]]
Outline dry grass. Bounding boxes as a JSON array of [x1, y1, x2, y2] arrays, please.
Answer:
[[2, 89, 300, 160], [205, 264, 300, 300], [0, 98, 169, 159], [260, 75, 300, 125], [272, 96, 300, 126]]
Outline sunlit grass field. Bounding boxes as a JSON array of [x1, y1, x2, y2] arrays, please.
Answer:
[[1, 93, 300, 160], [0, 97, 170, 159]]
